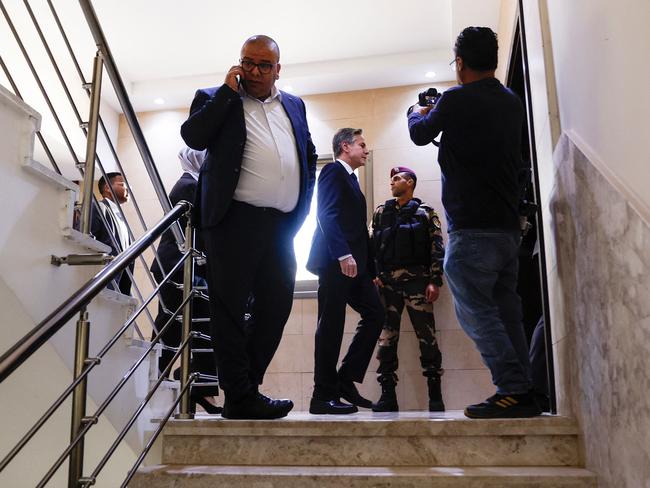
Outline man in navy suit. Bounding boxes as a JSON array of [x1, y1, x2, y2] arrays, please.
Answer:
[[181, 35, 317, 419], [307, 128, 384, 414]]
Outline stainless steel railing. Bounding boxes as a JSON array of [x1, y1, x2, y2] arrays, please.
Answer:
[[0, 0, 215, 485], [0, 201, 207, 487], [0, 0, 169, 337]]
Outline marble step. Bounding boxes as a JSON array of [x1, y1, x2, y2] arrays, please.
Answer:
[[161, 411, 580, 467], [131, 465, 597, 488]]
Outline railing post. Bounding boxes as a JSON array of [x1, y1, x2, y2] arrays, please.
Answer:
[[79, 51, 103, 235], [175, 212, 195, 419], [68, 308, 91, 487]]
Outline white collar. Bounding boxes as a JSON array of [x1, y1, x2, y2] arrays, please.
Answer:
[[240, 85, 281, 103], [336, 159, 354, 175]]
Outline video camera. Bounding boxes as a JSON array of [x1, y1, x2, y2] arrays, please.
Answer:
[[418, 88, 441, 107], [407, 88, 441, 117], [407, 88, 443, 146]]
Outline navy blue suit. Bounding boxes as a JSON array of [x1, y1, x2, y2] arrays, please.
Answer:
[[181, 84, 317, 401], [307, 161, 384, 401]]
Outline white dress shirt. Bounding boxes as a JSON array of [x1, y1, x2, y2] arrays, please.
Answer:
[[233, 86, 300, 212], [103, 198, 130, 252]]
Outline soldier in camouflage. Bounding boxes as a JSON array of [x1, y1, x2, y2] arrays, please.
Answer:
[[371, 166, 445, 412]]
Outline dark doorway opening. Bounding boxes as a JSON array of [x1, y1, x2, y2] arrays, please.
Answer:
[[506, 4, 557, 414]]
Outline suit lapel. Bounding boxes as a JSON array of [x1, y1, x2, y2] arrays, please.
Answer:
[[101, 200, 123, 252], [336, 161, 367, 215], [280, 94, 306, 169]]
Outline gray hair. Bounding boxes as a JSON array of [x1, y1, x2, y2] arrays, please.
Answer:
[[332, 128, 363, 157]]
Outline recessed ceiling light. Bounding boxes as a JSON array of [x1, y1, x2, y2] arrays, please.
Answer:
[[154, 98, 165, 105], [425, 71, 436, 78], [283, 85, 294, 93]]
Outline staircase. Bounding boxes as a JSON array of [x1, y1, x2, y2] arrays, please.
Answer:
[[132, 411, 596, 487], [0, 83, 173, 486]]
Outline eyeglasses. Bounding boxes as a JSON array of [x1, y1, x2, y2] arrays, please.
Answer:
[[240, 59, 276, 74]]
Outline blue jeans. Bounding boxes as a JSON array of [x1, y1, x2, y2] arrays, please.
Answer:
[[444, 229, 532, 395]]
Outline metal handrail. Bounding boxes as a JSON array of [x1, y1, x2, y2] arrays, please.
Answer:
[[0, 54, 60, 173], [36, 300, 195, 488], [0, 249, 191, 472], [0, 0, 82, 167], [39, 0, 171, 291], [120, 376, 196, 488], [21, 0, 170, 328], [0, 2, 216, 485], [2, 0, 180, 330], [77, 0, 184, 249], [80, 337, 197, 487], [0, 201, 190, 383]]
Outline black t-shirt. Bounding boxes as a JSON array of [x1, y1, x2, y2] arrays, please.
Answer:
[[408, 77, 524, 232]]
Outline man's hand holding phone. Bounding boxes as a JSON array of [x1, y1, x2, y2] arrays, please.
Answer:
[[225, 65, 244, 92]]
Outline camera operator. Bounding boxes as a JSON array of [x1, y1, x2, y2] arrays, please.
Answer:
[[407, 26, 540, 419]]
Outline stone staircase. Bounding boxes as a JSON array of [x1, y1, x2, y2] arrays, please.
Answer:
[[131, 411, 596, 487]]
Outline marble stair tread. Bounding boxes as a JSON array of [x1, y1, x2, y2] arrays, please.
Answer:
[[164, 410, 579, 437], [131, 465, 596, 488]]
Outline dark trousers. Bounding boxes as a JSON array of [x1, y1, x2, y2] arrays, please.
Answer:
[[151, 269, 218, 396], [313, 262, 384, 400], [107, 263, 133, 296], [202, 201, 297, 402]]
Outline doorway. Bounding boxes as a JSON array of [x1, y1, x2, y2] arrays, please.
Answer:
[[506, 4, 557, 414]]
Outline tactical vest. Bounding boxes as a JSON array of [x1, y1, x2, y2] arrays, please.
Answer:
[[375, 198, 431, 267]]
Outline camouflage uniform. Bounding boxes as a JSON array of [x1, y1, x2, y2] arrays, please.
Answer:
[[371, 198, 445, 385]]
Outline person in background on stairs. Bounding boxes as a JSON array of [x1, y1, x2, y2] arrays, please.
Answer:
[[181, 35, 317, 420], [90, 171, 133, 295], [370, 166, 446, 413], [307, 128, 385, 415], [150, 147, 221, 415], [408, 26, 541, 419]]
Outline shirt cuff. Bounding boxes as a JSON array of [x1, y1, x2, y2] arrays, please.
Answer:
[[338, 254, 352, 261]]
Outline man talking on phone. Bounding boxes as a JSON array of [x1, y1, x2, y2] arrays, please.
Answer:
[[181, 35, 317, 419]]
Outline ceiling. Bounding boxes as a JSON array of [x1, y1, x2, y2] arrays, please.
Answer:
[[0, 0, 503, 178], [76, 0, 502, 111]]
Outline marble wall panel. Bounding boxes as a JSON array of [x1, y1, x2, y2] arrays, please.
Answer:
[[549, 133, 650, 487]]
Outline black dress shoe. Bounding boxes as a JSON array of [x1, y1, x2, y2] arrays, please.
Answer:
[[309, 398, 358, 415], [222, 392, 293, 419], [339, 379, 373, 409]]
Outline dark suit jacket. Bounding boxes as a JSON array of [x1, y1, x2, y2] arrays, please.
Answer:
[[89, 198, 133, 295], [151, 172, 206, 282], [307, 161, 375, 276], [180, 84, 317, 231], [90, 199, 128, 257]]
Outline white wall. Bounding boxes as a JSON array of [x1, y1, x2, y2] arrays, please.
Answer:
[[518, 1, 650, 486], [545, 0, 650, 217]]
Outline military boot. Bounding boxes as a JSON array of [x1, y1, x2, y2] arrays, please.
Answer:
[[427, 375, 445, 412], [372, 377, 398, 412]]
